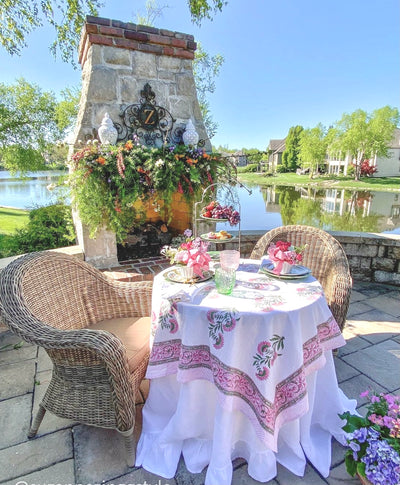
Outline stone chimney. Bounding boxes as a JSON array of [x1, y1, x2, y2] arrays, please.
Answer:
[[71, 16, 210, 150], [70, 16, 210, 268]]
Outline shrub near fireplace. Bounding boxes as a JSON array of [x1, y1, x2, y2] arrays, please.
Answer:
[[69, 138, 234, 242]]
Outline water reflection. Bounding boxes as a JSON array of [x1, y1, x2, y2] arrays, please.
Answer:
[[0, 171, 399, 235], [0, 170, 67, 209], [260, 185, 400, 234]]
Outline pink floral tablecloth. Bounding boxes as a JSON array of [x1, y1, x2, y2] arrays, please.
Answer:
[[136, 260, 356, 485]]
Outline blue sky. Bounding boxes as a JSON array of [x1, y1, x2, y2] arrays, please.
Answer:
[[1, 0, 399, 150]]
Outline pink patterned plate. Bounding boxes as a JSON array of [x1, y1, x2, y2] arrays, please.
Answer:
[[165, 269, 214, 284]]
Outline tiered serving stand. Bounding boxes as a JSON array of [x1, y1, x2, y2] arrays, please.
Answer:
[[193, 183, 242, 253]]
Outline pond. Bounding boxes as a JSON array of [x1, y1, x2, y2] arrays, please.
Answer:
[[0, 171, 399, 235], [222, 184, 400, 235], [0, 170, 68, 209]]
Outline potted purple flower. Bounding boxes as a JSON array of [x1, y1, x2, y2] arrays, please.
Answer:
[[339, 390, 400, 485]]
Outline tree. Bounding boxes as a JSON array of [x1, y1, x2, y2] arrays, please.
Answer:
[[330, 106, 399, 181], [192, 42, 224, 139], [187, 0, 227, 24], [136, 0, 169, 26], [0, 0, 102, 65], [0, 78, 78, 172], [55, 85, 81, 134], [1, 0, 227, 65], [281, 125, 303, 172], [298, 123, 327, 178]]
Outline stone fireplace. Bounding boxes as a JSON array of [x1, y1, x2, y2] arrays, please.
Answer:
[[69, 16, 210, 267]]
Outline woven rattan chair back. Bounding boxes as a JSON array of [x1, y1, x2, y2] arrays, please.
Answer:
[[250, 225, 352, 330], [0, 251, 153, 466]]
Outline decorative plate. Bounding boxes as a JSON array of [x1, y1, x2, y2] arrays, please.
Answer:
[[259, 260, 311, 279], [200, 233, 235, 243], [200, 214, 228, 222], [164, 269, 214, 284]]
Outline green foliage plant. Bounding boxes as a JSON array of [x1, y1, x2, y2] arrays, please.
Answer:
[[2, 204, 76, 257], [237, 163, 258, 173], [69, 138, 234, 242], [276, 164, 289, 173]]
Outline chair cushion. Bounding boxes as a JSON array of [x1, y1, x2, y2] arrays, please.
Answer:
[[90, 316, 151, 372]]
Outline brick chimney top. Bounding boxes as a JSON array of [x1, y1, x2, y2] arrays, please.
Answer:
[[79, 16, 197, 67]]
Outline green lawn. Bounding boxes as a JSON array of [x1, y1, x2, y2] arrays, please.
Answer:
[[238, 172, 400, 192], [0, 207, 29, 235]]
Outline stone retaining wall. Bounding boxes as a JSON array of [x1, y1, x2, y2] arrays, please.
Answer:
[[1, 230, 399, 330], [236, 230, 400, 286], [1, 231, 399, 285]]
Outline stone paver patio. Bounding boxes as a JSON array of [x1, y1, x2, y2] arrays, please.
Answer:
[[0, 280, 399, 485]]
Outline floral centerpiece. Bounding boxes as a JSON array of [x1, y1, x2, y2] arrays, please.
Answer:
[[69, 138, 234, 242], [201, 201, 240, 226], [267, 240, 307, 275], [339, 390, 400, 485], [161, 229, 211, 278]]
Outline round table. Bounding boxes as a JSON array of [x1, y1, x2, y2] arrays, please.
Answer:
[[136, 260, 356, 485]]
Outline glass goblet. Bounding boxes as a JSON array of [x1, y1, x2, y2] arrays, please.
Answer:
[[220, 250, 240, 271]]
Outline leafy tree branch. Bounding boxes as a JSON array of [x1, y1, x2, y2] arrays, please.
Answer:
[[0, 78, 79, 172], [0, 0, 229, 65], [0, 0, 102, 66]]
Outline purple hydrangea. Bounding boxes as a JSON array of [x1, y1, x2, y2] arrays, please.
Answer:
[[352, 427, 368, 443], [361, 438, 400, 485], [342, 392, 400, 485]]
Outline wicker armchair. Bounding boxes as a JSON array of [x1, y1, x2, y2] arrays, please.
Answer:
[[0, 251, 153, 466], [251, 225, 352, 331]]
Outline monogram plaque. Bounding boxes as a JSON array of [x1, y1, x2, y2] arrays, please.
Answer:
[[115, 83, 184, 146]]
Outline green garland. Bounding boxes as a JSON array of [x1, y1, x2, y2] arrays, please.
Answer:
[[69, 140, 234, 242]]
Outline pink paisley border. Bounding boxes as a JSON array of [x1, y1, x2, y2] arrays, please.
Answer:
[[303, 315, 344, 371], [149, 340, 307, 437], [147, 315, 343, 444]]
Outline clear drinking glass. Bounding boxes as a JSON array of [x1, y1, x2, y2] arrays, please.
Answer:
[[220, 250, 240, 271], [214, 266, 236, 295]]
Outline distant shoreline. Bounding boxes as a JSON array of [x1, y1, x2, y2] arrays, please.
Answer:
[[0, 206, 30, 211]]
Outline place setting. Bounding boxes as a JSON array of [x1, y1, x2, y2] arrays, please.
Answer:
[[259, 240, 312, 280]]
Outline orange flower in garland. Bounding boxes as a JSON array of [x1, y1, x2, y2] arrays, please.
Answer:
[[69, 140, 235, 243]]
